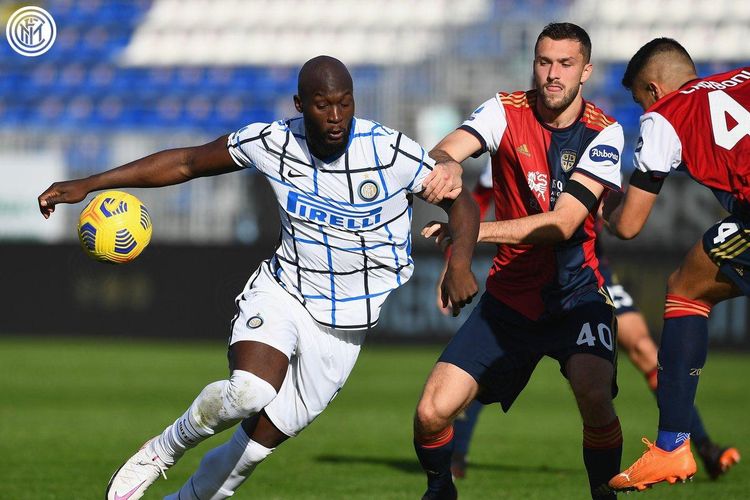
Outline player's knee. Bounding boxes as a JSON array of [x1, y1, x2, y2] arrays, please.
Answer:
[[414, 400, 451, 436], [574, 384, 613, 416], [221, 370, 278, 420]]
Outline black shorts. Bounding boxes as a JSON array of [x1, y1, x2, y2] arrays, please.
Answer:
[[703, 215, 750, 296], [599, 260, 638, 315], [439, 291, 618, 412]]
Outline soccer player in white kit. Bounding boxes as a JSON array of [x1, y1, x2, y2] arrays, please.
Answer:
[[38, 56, 480, 500]]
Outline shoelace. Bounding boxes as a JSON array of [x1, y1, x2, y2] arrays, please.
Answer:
[[621, 438, 656, 475], [136, 456, 168, 480]]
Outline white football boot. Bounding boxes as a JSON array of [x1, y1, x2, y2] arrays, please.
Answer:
[[105, 438, 170, 500]]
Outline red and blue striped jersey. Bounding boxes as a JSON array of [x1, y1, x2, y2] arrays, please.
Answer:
[[460, 90, 623, 320]]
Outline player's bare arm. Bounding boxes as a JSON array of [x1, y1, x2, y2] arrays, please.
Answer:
[[38, 135, 241, 218], [477, 173, 604, 244], [420, 187, 480, 316], [603, 183, 658, 240], [421, 128, 484, 203], [424, 173, 605, 246]]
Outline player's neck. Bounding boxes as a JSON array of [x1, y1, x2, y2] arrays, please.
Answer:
[[536, 95, 584, 129]]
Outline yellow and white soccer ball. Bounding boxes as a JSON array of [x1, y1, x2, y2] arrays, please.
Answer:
[[77, 190, 152, 264]]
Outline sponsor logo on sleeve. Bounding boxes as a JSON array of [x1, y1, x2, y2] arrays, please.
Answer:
[[635, 137, 644, 153], [588, 145, 620, 163], [467, 105, 484, 121]]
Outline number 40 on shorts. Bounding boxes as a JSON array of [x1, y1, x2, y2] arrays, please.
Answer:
[[576, 322, 614, 351]]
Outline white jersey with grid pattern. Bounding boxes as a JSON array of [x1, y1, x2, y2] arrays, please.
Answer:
[[227, 117, 433, 329]]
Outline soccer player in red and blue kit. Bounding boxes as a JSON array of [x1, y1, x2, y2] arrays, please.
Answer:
[[606, 38, 748, 492], [444, 162, 739, 483], [413, 23, 624, 500]]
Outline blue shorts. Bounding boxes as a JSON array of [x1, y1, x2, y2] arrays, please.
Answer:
[[599, 260, 638, 315], [703, 215, 750, 296], [439, 291, 618, 412]]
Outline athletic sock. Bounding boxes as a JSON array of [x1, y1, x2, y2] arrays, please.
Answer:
[[582, 417, 622, 499], [452, 400, 483, 456], [415, 426, 455, 494], [645, 367, 710, 446], [164, 426, 274, 500], [151, 405, 214, 466], [656, 295, 710, 451]]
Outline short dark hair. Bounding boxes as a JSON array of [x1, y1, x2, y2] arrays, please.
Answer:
[[622, 38, 695, 89], [535, 22, 592, 63]]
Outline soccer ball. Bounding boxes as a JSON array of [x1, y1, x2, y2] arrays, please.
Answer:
[[77, 190, 152, 264]]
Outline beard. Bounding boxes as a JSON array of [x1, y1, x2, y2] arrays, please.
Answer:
[[540, 83, 579, 111]]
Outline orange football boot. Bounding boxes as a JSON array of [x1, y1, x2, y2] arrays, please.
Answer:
[[697, 441, 741, 480], [609, 438, 697, 492]]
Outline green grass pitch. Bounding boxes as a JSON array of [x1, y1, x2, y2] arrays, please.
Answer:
[[2, 336, 748, 499]]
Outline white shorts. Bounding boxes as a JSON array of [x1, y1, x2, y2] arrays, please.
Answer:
[[229, 260, 366, 437]]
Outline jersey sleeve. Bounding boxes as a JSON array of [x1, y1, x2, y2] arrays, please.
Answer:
[[395, 132, 436, 194], [633, 111, 683, 178], [574, 122, 624, 191], [226, 122, 274, 174], [458, 96, 508, 156]]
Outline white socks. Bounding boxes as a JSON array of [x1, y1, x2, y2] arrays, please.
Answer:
[[164, 426, 275, 500], [150, 370, 277, 466]]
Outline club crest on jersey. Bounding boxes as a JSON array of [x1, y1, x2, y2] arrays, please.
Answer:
[[247, 315, 263, 328], [589, 145, 620, 163], [358, 180, 379, 201], [286, 191, 382, 229], [560, 149, 577, 172], [526, 171, 548, 201]]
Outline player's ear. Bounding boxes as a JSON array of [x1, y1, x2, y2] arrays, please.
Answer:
[[580, 62, 593, 84], [293, 95, 303, 114], [647, 82, 662, 102]]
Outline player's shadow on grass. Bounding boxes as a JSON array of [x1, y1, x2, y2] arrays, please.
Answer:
[[316, 455, 580, 475]]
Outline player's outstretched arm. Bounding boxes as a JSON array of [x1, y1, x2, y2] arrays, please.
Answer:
[[478, 172, 605, 245], [430, 187, 480, 316], [603, 184, 658, 239], [38, 135, 240, 218]]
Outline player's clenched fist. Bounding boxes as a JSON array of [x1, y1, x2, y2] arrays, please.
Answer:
[[38, 179, 91, 218], [441, 261, 478, 317]]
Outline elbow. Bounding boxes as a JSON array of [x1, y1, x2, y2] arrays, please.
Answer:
[[559, 219, 580, 241], [616, 225, 641, 240]]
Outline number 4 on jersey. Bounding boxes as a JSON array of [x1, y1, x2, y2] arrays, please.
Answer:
[[708, 90, 750, 150]]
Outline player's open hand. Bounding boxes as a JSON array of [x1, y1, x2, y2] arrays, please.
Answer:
[[441, 261, 478, 317], [422, 161, 463, 204], [38, 179, 90, 219], [421, 220, 452, 251]]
